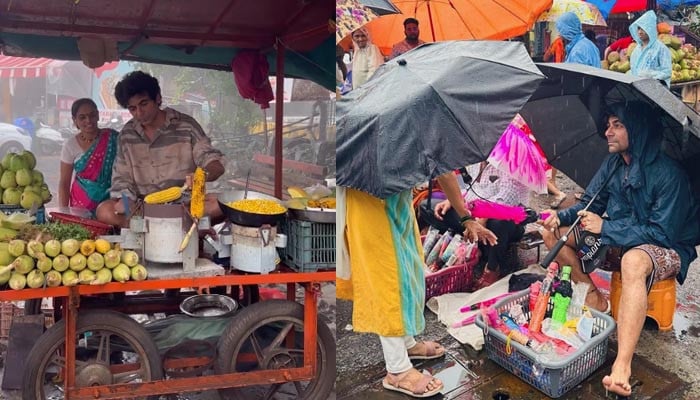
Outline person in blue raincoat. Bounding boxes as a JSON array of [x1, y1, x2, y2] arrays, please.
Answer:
[[628, 10, 672, 87], [540, 101, 699, 397], [555, 12, 601, 68]]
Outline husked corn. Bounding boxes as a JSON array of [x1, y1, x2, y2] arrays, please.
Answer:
[[228, 199, 286, 215], [190, 167, 206, 218], [144, 186, 182, 204]]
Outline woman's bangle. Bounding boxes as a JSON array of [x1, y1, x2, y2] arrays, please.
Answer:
[[459, 215, 472, 225]]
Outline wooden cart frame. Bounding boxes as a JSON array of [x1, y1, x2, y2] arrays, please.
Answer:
[[0, 270, 334, 399]]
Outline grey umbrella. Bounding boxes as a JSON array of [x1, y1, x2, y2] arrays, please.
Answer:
[[336, 40, 545, 199], [359, 0, 400, 15], [519, 62, 700, 196]]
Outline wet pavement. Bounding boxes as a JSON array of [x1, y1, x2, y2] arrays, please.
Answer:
[[336, 194, 700, 400]]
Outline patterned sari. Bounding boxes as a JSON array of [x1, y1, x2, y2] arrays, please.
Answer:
[[70, 129, 118, 213]]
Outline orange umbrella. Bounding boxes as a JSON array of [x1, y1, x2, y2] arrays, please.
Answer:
[[365, 0, 553, 56]]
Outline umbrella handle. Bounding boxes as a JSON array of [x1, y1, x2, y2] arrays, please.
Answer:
[[539, 161, 622, 268]]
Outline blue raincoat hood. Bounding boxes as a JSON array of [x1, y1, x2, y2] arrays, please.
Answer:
[[629, 10, 672, 87], [557, 101, 699, 284], [556, 12, 601, 68]]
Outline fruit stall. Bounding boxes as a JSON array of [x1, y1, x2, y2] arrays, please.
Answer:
[[0, 1, 336, 399], [601, 24, 700, 111]]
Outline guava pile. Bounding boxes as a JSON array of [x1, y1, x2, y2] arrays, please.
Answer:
[[0, 238, 148, 290], [0, 151, 51, 209]]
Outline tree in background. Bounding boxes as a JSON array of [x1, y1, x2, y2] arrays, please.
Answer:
[[133, 63, 262, 139]]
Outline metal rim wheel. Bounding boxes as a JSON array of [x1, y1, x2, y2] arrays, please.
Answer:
[[214, 299, 335, 400], [22, 310, 163, 400], [1, 141, 24, 156]]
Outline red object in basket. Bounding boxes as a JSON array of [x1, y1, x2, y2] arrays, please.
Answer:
[[49, 212, 114, 237]]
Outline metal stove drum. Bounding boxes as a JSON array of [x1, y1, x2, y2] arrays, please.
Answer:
[[214, 190, 287, 274]]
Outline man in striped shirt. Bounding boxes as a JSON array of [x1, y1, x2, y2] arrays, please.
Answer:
[[96, 71, 225, 228]]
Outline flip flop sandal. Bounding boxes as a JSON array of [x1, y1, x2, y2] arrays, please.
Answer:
[[407, 341, 446, 360], [550, 193, 567, 208], [382, 370, 443, 398]]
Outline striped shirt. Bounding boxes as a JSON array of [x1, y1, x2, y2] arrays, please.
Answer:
[[110, 107, 225, 199]]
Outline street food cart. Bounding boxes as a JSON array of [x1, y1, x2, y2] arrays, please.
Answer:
[[0, 0, 335, 398]]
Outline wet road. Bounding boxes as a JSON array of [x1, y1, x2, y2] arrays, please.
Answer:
[[337, 178, 700, 399]]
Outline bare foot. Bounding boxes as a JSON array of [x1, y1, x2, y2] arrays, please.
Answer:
[[602, 364, 632, 396], [585, 288, 609, 313], [407, 341, 446, 360], [383, 368, 443, 397], [550, 192, 567, 209]]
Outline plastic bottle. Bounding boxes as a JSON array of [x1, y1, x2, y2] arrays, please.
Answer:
[[529, 262, 559, 333], [529, 281, 542, 313], [441, 234, 463, 263], [551, 265, 573, 324], [422, 227, 440, 255], [437, 229, 454, 259], [425, 230, 449, 266]]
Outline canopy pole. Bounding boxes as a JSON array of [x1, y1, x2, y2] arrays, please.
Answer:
[[274, 38, 285, 199]]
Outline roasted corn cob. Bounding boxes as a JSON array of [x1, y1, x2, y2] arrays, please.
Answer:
[[144, 186, 182, 204], [190, 167, 206, 218]]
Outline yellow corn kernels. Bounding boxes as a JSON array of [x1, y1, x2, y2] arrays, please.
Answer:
[[190, 167, 206, 218], [144, 186, 182, 204], [227, 199, 286, 215]]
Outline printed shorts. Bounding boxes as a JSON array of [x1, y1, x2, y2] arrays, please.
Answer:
[[606, 244, 680, 293]]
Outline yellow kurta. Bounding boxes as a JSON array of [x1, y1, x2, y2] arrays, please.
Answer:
[[337, 189, 425, 337]]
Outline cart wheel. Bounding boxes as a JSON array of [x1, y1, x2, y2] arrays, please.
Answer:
[[214, 300, 335, 400], [22, 310, 163, 400]]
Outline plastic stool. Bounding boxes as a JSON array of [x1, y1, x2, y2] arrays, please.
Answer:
[[610, 271, 676, 331]]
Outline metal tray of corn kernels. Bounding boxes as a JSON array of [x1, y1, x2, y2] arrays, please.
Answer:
[[288, 208, 336, 223]]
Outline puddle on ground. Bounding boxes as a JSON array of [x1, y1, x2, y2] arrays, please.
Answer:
[[337, 342, 688, 400]]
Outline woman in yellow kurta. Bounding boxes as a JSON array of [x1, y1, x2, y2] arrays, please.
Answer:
[[338, 188, 426, 336], [337, 188, 445, 397], [337, 172, 497, 397]]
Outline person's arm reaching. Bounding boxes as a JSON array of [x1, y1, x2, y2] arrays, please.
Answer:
[[436, 172, 497, 245]]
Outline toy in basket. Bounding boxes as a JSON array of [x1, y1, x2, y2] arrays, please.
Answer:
[[475, 288, 616, 398], [422, 227, 481, 299]]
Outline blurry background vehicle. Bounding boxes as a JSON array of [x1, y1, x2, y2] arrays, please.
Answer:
[[34, 122, 65, 155], [0, 123, 32, 156]]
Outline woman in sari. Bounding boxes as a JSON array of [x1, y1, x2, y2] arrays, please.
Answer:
[[58, 98, 118, 215]]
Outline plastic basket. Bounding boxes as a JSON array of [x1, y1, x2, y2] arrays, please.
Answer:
[[0, 204, 46, 224], [49, 212, 114, 238], [475, 289, 616, 398], [0, 302, 24, 340], [280, 218, 335, 272], [425, 259, 478, 299]]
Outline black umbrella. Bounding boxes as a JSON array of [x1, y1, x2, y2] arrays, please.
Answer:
[[359, 0, 400, 15], [336, 41, 545, 199], [519, 62, 700, 196]]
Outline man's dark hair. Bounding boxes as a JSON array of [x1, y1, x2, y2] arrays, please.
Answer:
[[114, 71, 161, 108], [403, 17, 419, 27]]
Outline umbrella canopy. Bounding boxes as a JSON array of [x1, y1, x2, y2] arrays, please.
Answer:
[[519, 62, 700, 197], [336, 41, 545, 199], [538, 0, 607, 26], [585, 0, 647, 18], [487, 120, 549, 194], [360, 0, 401, 15], [337, 0, 380, 43], [363, 0, 553, 56]]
